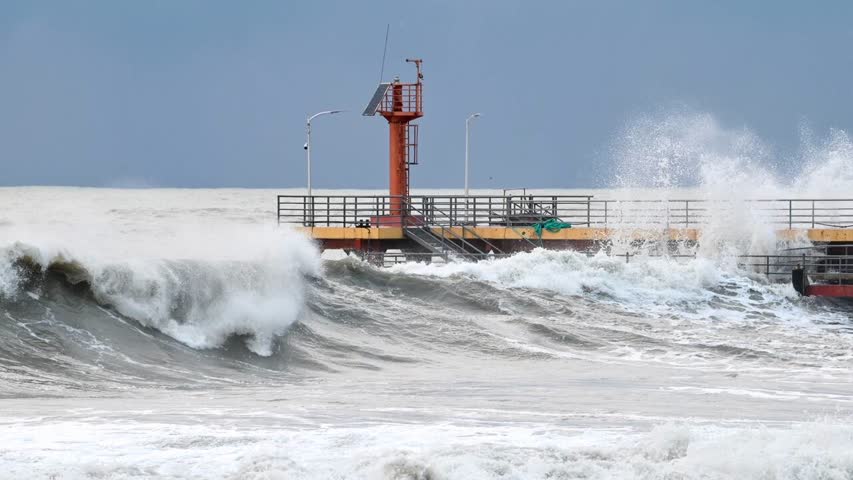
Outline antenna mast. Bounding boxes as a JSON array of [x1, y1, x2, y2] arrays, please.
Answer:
[[378, 24, 390, 83]]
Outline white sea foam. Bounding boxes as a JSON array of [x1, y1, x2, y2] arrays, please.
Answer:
[[390, 249, 739, 305], [2, 417, 852, 479], [0, 220, 321, 355]]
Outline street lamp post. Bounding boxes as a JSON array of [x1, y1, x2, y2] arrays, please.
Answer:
[[305, 110, 344, 197], [465, 113, 481, 196]]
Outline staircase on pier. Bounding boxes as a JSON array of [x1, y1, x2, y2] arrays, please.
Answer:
[[401, 198, 507, 262], [404, 225, 479, 261]]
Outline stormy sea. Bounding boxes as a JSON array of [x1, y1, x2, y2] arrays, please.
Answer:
[[2, 120, 853, 479]]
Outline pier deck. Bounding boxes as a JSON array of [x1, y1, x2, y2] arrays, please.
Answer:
[[298, 225, 853, 243], [278, 194, 853, 254]]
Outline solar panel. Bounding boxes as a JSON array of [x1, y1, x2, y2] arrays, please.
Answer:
[[362, 83, 390, 116]]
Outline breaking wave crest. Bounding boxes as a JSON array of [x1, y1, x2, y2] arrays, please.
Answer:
[[0, 226, 321, 356], [2, 233, 852, 390]]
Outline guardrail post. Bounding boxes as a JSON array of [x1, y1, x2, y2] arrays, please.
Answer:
[[811, 200, 815, 229], [685, 200, 690, 228], [586, 197, 591, 226], [766, 255, 770, 276], [789, 200, 793, 229], [604, 201, 608, 228]]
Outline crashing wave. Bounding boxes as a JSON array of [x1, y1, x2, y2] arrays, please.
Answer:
[[0, 228, 320, 356]]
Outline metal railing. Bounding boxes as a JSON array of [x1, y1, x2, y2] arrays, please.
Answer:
[[741, 245, 853, 278], [277, 195, 592, 227], [378, 83, 422, 114], [356, 248, 853, 281], [738, 254, 853, 277], [361, 251, 444, 266], [278, 195, 853, 230]]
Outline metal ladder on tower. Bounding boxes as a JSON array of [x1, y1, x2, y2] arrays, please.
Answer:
[[404, 124, 418, 196]]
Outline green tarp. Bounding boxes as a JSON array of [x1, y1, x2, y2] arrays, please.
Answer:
[[532, 218, 572, 238]]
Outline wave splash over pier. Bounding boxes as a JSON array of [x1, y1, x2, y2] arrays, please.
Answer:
[[1, 115, 853, 479], [606, 111, 853, 253]]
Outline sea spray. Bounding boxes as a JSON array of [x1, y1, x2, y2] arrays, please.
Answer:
[[604, 110, 853, 257], [796, 127, 853, 196]]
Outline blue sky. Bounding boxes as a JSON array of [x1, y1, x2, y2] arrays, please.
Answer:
[[1, 1, 851, 188]]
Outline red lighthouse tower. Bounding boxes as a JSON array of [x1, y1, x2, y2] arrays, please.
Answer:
[[363, 59, 423, 220]]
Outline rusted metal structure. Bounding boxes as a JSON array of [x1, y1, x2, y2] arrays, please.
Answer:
[[363, 58, 423, 222]]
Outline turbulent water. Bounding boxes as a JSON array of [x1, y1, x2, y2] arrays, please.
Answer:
[[2, 120, 853, 479]]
